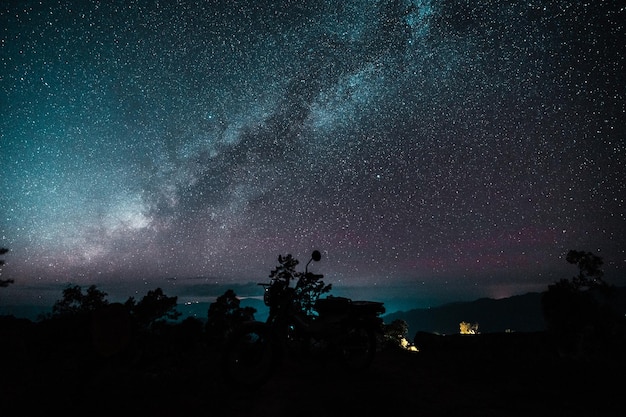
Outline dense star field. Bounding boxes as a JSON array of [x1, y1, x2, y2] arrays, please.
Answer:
[[1, 0, 624, 313]]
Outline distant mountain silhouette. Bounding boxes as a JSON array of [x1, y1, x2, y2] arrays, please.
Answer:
[[384, 292, 547, 336], [0, 304, 49, 321], [385, 286, 626, 337]]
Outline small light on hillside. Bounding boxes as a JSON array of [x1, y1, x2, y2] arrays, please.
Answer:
[[459, 321, 479, 334]]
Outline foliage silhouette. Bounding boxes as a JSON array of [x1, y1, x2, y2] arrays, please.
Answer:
[[541, 250, 624, 358], [565, 249, 606, 289], [90, 302, 132, 357], [0, 247, 14, 288], [51, 284, 109, 317], [206, 289, 256, 343], [382, 318, 410, 349], [49, 285, 181, 334], [269, 253, 332, 316], [124, 287, 181, 331]]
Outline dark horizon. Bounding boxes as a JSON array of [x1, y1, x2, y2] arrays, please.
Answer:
[[0, 269, 565, 322], [6, 280, 624, 328]]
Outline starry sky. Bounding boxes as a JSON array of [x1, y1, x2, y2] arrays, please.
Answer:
[[1, 0, 624, 315]]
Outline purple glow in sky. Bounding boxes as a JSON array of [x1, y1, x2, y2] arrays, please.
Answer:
[[1, 0, 624, 315]]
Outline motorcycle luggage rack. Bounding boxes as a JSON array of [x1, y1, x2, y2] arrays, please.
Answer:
[[314, 296, 352, 314], [351, 300, 386, 315], [315, 296, 385, 316]]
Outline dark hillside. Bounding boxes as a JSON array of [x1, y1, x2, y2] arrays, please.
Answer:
[[385, 286, 626, 337], [384, 292, 547, 335], [1, 313, 625, 416]]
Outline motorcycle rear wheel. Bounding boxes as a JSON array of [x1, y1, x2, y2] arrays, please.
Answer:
[[221, 321, 278, 387], [340, 322, 377, 371]]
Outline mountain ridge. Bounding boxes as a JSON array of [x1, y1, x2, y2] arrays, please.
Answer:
[[385, 286, 626, 337], [383, 292, 547, 336]]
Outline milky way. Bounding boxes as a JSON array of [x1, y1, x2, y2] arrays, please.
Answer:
[[1, 0, 624, 311]]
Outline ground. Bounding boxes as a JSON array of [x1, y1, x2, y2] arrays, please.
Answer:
[[0, 319, 623, 417]]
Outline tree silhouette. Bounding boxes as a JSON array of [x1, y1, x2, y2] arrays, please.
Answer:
[[206, 289, 256, 343], [50, 285, 181, 332], [125, 287, 181, 330], [269, 254, 300, 282], [52, 284, 109, 317], [565, 249, 606, 289], [541, 250, 622, 358], [383, 319, 409, 349], [0, 247, 14, 288], [269, 253, 332, 316], [294, 270, 332, 316]]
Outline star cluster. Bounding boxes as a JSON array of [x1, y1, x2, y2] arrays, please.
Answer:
[[1, 0, 624, 311]]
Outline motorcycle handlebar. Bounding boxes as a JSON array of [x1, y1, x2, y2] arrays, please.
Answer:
[[258, 273, 324, 286], [308, 273, 324, 280]]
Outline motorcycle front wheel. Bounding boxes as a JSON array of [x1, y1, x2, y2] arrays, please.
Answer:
[[339, 322, 377, 372], [221, 321, 278, 387]]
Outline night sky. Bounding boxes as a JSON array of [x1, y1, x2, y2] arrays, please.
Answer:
[[1, 0, 624, 314]]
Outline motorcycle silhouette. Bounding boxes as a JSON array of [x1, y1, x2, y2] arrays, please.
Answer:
[[221, 250, 385, 386]]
